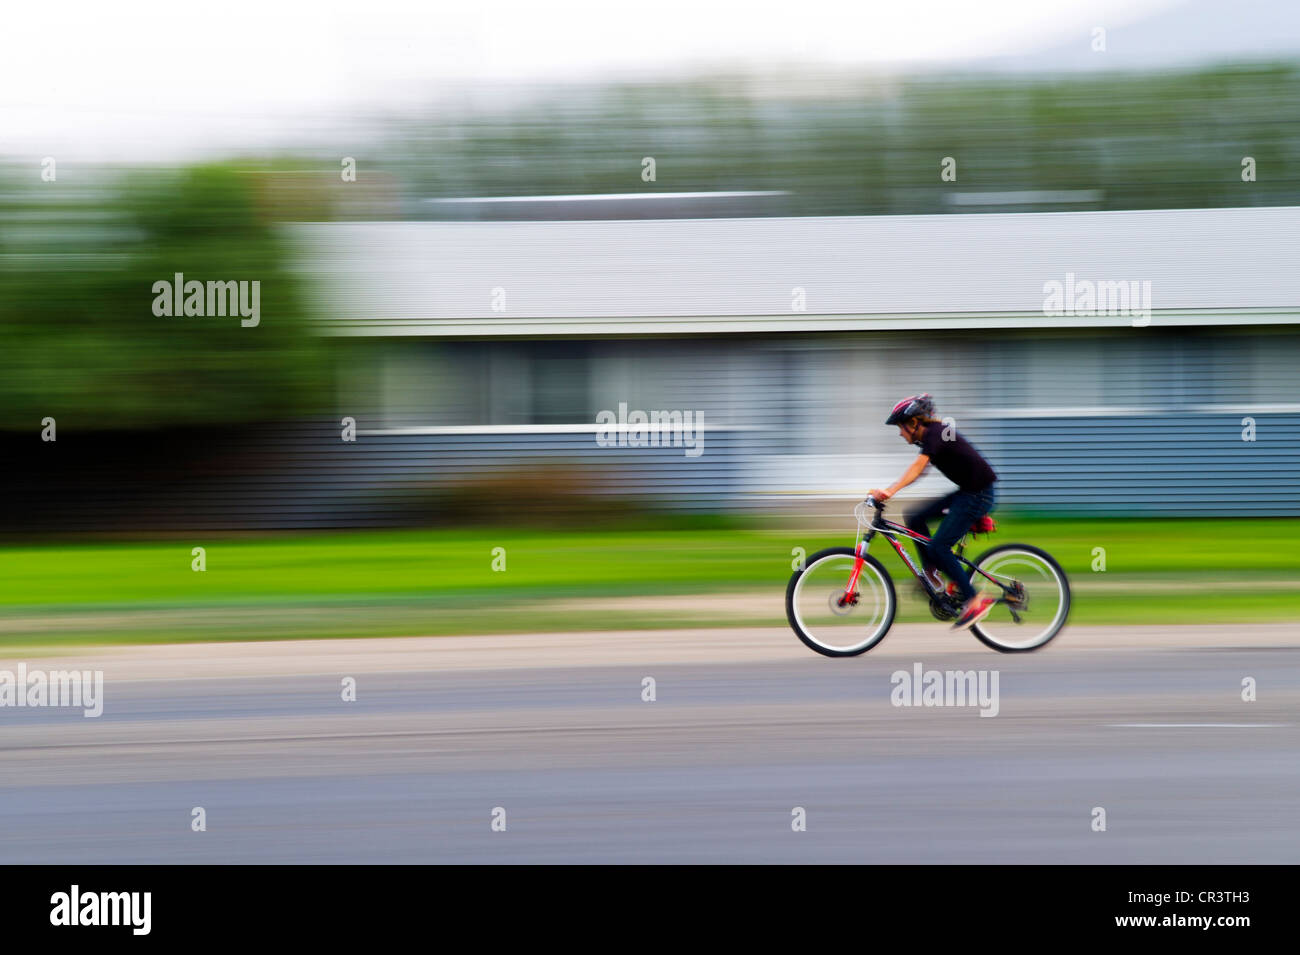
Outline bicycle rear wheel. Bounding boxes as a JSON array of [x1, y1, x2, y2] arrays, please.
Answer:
[[786, 547, 896, 657], [968, 544, 1070, 652]]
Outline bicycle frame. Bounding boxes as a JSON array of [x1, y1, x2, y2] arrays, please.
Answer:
[[846, 502, 1010, 603]]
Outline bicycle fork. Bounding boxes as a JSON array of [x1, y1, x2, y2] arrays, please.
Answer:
[[839, 530, 877, 607]]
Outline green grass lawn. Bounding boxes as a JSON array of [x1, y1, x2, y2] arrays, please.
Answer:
[[1, 517, 1297, 647]]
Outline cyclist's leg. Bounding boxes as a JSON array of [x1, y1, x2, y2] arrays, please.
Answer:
[[906, 492, 958, 579], [928, 489, 990, 603]]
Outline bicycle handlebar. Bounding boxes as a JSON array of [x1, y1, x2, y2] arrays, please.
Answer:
[[855, 497, 885, 528]]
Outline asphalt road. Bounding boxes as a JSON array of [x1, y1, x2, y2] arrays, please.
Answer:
[[1, 625, 1297, 863]]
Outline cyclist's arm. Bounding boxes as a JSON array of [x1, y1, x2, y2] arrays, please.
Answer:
[[870, 454, 929, 501]]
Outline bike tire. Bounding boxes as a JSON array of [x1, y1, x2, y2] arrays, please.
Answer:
[[786, 547, 897, 657], [968, 543, 1071, 653]]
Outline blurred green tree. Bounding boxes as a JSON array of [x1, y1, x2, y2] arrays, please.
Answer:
[[0, 163, 330, 430]]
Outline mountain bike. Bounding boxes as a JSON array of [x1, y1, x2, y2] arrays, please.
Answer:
[[786, 497, 1070, 657]]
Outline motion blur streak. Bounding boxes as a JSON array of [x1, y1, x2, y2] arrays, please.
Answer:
[[3, 0, 1300, 866]]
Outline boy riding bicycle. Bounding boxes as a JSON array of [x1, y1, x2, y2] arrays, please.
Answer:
[[868, 393, 998, 630]]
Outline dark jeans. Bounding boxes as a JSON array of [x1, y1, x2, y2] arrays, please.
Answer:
[[905, 486, 996, 602]]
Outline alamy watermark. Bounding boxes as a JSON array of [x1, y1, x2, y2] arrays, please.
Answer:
[[50, 885, 150, 935], [890, 662, 999, 717], [595, 402, 704, 457], [0, 665, 103, 717], [1043, 272, 1151, 326], [151, 273, 260, 327]]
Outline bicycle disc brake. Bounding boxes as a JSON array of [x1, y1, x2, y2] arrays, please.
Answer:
[[828, 591, 859, 616]]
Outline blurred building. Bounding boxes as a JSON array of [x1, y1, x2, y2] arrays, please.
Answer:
[[286, 204, 1300, 520]]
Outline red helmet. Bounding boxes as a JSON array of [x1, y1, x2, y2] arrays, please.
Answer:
[[885, 393, 935, 426]]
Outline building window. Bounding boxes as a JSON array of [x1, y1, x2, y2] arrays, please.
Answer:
[[529, 341, 591, 424]]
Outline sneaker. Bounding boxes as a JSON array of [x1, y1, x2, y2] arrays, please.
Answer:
[[951, 594, 995, 630]]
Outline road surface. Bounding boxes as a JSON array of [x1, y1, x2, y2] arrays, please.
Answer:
[[1, 624, 1297, 863]]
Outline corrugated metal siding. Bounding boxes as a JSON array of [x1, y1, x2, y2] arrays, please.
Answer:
[[246, 415, 1299, 525], [224, 424, 758, 528], [970, 414, 1300, 516], [24, 380, 1292, 532], [291, 207, 1300, 334], [303, 330, 1300, 521]]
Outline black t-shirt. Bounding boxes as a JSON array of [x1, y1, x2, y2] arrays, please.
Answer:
[[918, 424, 997, 492]]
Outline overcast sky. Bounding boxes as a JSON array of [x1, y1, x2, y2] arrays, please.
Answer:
[[2, 0, 1289, 162]]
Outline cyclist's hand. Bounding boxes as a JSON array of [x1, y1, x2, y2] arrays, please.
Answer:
[[867, 489, 891, 502]]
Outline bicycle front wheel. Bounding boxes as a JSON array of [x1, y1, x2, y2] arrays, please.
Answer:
[[786, 547, 896, 657], [968, 544, 1071, 652]]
